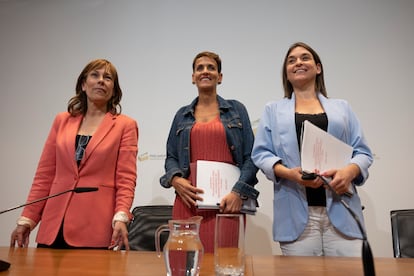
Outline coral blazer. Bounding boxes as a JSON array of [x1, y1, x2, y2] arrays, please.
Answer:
[[21, 112, 138, 247]]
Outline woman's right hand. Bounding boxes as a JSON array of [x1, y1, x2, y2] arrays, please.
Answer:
[[277, 165, 323, 189], [10, 225, 31, 248], [294, 167, 324, 188], [171, 176, 204, 208]]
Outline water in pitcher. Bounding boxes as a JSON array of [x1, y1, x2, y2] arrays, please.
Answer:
[[156, 216, 204, 276], [164, 232, 203, 276]]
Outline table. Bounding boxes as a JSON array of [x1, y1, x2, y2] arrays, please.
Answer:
[[252, 255, 414, 275], [1, 247, 414, 275]]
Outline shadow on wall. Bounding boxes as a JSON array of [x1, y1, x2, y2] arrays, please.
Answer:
[[359, 188, 392, 257], [147, 196, 172, 206], [246, 211, 280, 255]]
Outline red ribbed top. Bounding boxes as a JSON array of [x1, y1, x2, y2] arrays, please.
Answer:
[[190, 115, 233, 164], [172, 115, 235, 253]]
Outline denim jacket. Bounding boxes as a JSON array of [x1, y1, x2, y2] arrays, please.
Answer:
[[160, 95, 259, 199]]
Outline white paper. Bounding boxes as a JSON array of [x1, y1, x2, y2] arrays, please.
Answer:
[[195, 160, 257, 214], [301, 120, 353, 174]]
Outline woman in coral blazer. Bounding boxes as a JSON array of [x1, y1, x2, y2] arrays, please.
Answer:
[[10, 59, 138, 250]]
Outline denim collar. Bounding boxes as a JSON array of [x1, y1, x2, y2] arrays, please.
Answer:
[[181, 94, 232, 117]]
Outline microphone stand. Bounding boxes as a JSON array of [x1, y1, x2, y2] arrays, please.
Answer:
[[302, 172, 375, 276], [0, 187, 98, 271], [0, 187, 98, 215]]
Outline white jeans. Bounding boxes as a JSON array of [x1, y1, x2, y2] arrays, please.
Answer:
[[280, 206, 362, 256]]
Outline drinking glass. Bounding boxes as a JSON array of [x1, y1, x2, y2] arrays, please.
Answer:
[[214, 214, 245, 276]]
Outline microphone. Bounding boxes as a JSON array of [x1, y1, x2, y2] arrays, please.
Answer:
[[301, 171, 375, 276], [0, 187, 98, 215], [0, 186, 98, 272], [73, 187, 99, 193], [0, 260, 10, 272]]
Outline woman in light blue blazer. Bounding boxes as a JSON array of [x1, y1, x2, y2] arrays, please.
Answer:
[[252, 42, 373, 256]]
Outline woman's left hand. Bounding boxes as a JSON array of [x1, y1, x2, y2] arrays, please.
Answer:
[[322, 164, 360, 195], [109, 221, 129, 251], [218, 192, 243, 213]]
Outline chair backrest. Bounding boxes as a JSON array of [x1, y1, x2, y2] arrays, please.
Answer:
[[128, 205, 173, 251], [390, 209, 414, 258]]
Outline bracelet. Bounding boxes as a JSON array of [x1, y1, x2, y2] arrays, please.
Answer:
[[16, 217, 35, 231], [112, 212, 129, 228]]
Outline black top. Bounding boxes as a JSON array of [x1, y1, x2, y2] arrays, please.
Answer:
[[295, 113, 328, 207], [75, 134, 92, 166]]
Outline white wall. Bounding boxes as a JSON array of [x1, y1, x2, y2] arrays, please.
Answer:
[[1, 0, 413, 257]]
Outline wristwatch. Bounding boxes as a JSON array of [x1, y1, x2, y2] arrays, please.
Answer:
[[232, 191, 248, 200]]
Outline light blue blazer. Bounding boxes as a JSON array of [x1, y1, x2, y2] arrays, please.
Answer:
[[252, 93, 373, 241]]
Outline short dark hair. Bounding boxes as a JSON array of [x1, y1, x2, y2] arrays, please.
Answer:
[[192, 51, 222, 73]]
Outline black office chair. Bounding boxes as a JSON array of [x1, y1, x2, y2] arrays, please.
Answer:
[[390, 209, 414, 258], [127, 205, 173, 251]]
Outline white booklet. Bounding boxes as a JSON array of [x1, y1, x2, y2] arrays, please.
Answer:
[[194, 160, 257, 214], [301, 120, 354, 195]]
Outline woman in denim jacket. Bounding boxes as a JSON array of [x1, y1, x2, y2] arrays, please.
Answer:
[[160, 51, 258, 252], [252, 42, 373, 256]]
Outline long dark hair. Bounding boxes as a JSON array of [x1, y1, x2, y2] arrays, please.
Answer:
[[282, 42, 327, 98]]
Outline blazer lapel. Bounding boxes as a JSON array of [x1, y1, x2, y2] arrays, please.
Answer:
[[65, 115, 83, 172], [279, 95, 301, 166]]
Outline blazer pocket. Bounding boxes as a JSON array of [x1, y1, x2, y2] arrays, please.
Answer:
[[99, 183, 115, 189]]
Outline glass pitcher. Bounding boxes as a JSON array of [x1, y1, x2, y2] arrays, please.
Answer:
[[155, 216, 204, 276]]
